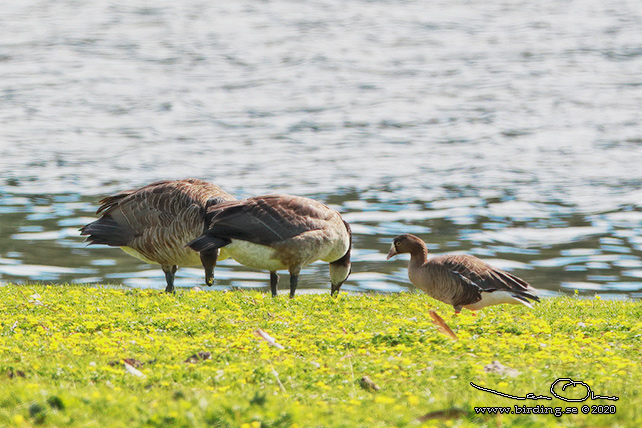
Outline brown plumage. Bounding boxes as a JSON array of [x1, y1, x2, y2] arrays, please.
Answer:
[[387, 234, 539, 313], [188, 194, 352, 297], [80, 179, 236, 292]]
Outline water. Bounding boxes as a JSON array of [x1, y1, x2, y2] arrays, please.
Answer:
[[1, 0, 641, 298]]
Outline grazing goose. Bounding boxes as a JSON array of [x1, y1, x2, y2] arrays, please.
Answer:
[[187, 194, 352, 297], [80, 179, 236, 292], [387, 234, 539, 313]]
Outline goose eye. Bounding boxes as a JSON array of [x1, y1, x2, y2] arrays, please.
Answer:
[[394, 241, 400, 247]]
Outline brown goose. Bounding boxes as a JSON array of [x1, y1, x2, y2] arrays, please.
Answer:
[[187, 194, 352, 297], [80, 179, 236, 292], [387, 234, 539, 313]]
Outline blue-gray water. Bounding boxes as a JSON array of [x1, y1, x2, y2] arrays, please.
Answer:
[[1, 0, 641, 298]]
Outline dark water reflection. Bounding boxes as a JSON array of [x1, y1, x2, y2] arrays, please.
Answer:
[[1, 0, 641, 298]]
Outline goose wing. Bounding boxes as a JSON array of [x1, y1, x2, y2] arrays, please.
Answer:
[[435, 254, 539, 303], [195, 195, 335, 249], [421, 260, 485, 307]]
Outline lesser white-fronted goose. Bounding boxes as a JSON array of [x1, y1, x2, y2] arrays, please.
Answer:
[[387, 234, 539, 313], [80, 179, 236, 292], [187, 194, 352, 297]]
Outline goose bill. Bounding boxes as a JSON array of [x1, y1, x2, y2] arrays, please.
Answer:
[[386, 245, 398, 260]]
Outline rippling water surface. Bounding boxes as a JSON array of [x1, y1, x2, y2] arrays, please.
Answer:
[[1, 0, 641, 298]]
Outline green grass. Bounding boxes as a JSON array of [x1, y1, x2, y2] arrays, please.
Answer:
[[0, 284, 640, 427]]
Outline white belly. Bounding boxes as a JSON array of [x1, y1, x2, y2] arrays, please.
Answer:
[[464, 291, 533, 310], [224, 240, 288, 272]]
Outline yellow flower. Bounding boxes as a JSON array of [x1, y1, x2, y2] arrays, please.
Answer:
[[315, 381, 331, 390], [407, 395, 420, 406], [374, 396, 395, 404]]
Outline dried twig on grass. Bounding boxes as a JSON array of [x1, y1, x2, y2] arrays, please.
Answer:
[[271, 368, 287, 393], [429, 310, 457, 340], [253, 329, 285, 349], [124, 362, 146, 378]]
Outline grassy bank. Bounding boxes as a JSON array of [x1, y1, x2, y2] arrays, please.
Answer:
[[0, 284, 640, 427]]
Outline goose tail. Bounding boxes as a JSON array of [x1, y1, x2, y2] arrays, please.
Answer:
[[509, 287, 540, 304], [511, 293, 535, 308], [79, 216, 130, 247]]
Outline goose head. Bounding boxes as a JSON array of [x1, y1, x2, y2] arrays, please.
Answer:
[[329, 220, 352, 296], [386, 234, 424, 259], [329, 256, 351, 296]]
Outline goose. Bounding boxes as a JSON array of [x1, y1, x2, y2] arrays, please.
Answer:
[[387, 234, 539, 313], [80, 179, 236, 292], [187, 194, 352, 297]]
